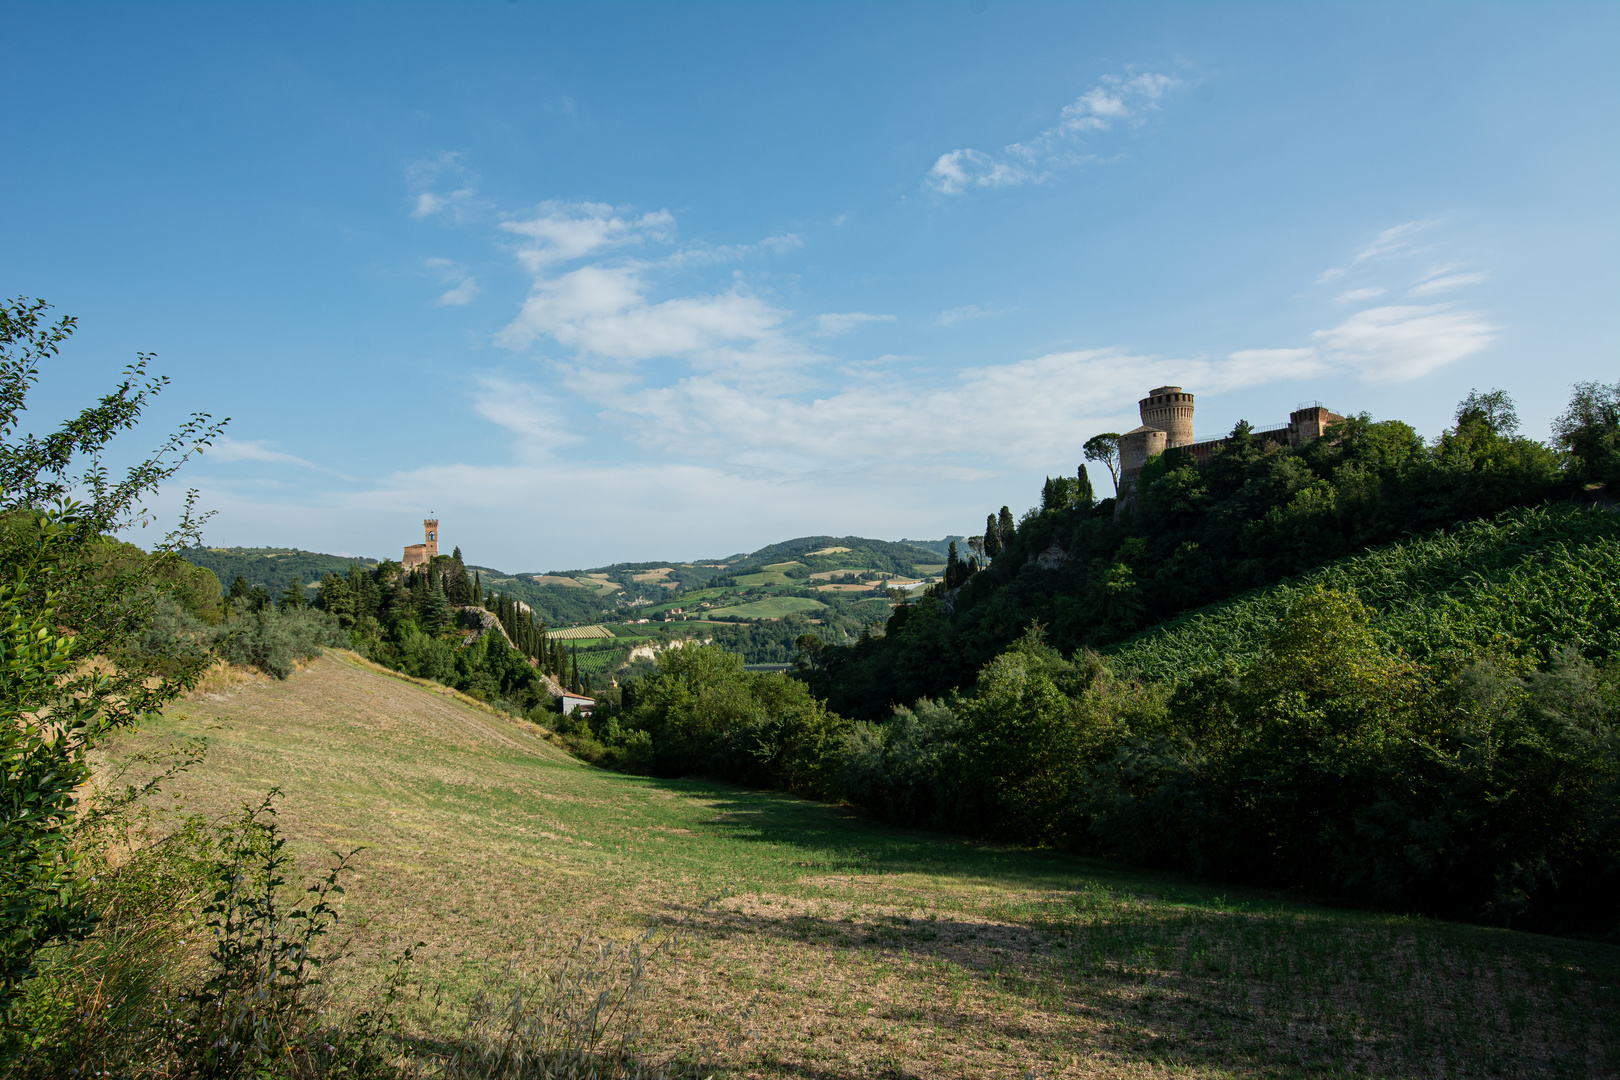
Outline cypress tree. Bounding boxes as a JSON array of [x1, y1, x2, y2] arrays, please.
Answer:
[[983, 513, 1001, 560], [1075, 463, 1095, 507], [945, 541, 960, 588], [998, 506, 1016, 544]]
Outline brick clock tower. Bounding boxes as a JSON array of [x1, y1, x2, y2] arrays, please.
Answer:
[[402, 517, 441, 570]]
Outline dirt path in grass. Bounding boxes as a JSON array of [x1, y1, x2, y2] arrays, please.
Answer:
[[98, 652, 1620, 1080]]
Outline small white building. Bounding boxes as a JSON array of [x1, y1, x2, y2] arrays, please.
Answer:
[[560, 692, 595, 716]]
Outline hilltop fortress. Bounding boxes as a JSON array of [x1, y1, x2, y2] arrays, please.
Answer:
[[1116, 387, 1344, 513]]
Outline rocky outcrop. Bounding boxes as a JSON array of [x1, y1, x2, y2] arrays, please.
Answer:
[[626, 637, 713, 664], [1035, 543, 1070, 571], [456, 605, 514, 648]]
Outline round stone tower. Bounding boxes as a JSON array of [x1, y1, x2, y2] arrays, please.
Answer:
[[1139, 386, 1195, 448], [1118, 425, 1168, 480]]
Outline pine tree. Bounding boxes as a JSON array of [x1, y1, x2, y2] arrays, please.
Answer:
[[280, 576, 305, 610], [351, 565, 380, 622], [316, 571, 354, 626], [421, 569, 453, 636]]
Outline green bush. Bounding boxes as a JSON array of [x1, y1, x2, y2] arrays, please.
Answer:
[[605, 645, 850, 795], [213, 604, 347, 679]]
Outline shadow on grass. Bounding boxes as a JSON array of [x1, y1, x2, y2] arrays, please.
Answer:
[[652, 884, 1620, 1080]]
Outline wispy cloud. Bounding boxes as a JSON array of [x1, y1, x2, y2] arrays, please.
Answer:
[[938, 303, 1011, 325], [208, 437, 354, 480], [926, 72, 1181, 195], [1317, 219, 1438, 282], [815, 312, 896, 336], [500, 201, 675, 272], [407, 151, 484, 223], [469, 376, 581, 459], [425, 257, 479, 306], [1407, 271, 1486, 297], [1334, 287, 1386, 303], [1312, 303, 1498, 382], [663, 233, 803, 269]]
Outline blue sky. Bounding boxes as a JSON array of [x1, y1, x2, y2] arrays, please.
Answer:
[[4, 2, 1615, 570]]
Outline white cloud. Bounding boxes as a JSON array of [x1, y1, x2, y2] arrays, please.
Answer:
[[938, 303, 1010, 325], [500, 201, 675, 272], [926, 149, 1037, 195], [816, 312, 896, 336], [1407, 272, 1486, 297], [926, 72, 1181, 195], [496, 264, 803, 374], [1335, 287, 1387, 303], [1312, 304, 1498, 382]]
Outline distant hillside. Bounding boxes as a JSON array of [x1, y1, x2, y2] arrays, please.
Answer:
[[181, 532, 948, 627], [180, 547, 379, 598]]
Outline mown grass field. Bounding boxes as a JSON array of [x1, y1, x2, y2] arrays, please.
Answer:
[[101, 652, 1618, 1079]]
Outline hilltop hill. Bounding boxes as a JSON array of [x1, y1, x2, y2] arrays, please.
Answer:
[[96, 651, 1618, 1077]]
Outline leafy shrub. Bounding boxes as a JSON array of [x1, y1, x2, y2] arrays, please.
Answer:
[[213, 604, 347, 679]]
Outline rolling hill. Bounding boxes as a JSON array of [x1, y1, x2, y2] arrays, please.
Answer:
[[96, 650, 1619, 1077]]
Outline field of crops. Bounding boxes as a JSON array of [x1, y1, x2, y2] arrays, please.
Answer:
[[713, 596, 829, 619], [1110, 504, 1620, 682], [546, 624, 616, 640]]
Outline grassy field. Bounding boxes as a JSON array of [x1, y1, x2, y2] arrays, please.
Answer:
[[100, 653, 1618, 1079], [715, 597, 829, 619], [733, 571, 795, 586]]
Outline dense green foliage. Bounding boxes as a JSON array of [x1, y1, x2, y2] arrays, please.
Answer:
[[557, 644, 850, 795], [0, 297, 222, 1012], [831, 593, 1618, 931], [1111, 503, 1620, 681], [809, 395, 1584, 719], [178, 546, 378, 603]]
